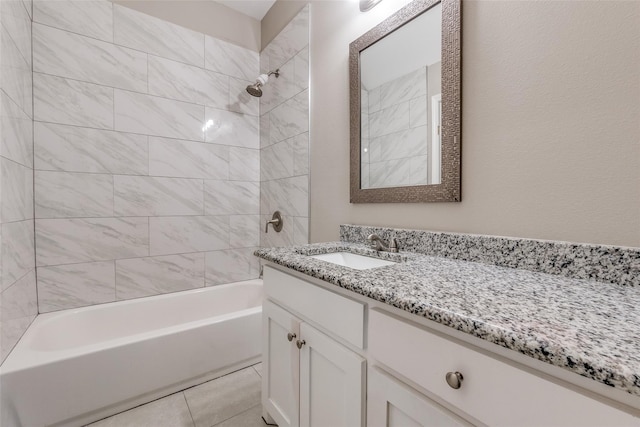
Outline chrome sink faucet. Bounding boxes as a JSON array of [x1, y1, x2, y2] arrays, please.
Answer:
[[367, 234, 399, 253]]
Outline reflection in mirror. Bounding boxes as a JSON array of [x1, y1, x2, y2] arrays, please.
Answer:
[[360, 3, 442, 189]]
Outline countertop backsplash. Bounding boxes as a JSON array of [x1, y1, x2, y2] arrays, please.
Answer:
[[340, 224, 640, 287]]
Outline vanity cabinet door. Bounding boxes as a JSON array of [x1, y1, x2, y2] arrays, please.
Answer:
[[263, 301, 301, 427], [367, 367, 470, 427], [299, 322, 366, 427]]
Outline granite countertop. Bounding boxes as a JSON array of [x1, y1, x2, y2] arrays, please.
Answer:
[[254, 242, 640, 398]]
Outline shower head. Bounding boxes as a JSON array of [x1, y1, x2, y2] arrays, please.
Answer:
[[246, 69, 280, 98], [246, 82, 263, 97]]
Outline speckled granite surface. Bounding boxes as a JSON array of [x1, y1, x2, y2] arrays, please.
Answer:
[[340, 225, 640, 287], [254, 241, 640, 398]]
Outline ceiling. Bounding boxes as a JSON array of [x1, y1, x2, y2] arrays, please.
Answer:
[[214, 0, 277, 21]]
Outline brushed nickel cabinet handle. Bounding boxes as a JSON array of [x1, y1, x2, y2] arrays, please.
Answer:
[[287, 333, 296, 342], [296, 339, 306, 349], [446, 371, 463, 389]]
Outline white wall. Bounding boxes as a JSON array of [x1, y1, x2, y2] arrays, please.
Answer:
[[264, 0, 640, 247], [32, 1, 261, 312]]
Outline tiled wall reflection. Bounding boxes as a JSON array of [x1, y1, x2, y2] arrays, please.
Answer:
[[260, 6, 310, 248], [1, 0, 37, 362], [32, 1, 262, 313], [361, 65, 441, 188]]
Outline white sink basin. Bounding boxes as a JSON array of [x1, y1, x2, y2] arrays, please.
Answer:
[[310, 252, 396, 270]]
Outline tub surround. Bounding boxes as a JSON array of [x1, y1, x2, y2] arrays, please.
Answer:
[[254, 225, 640, 399]]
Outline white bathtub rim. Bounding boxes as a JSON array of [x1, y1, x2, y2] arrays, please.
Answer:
[[2, 279, 263, 373], [40, 279, 263, 316]]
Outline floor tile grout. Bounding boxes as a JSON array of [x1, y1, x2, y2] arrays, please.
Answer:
[[209, 404, 263, 427], [182, 391, 197, 427]]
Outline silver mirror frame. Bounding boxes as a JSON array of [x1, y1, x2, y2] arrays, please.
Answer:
[[349, 0, 461, 203]]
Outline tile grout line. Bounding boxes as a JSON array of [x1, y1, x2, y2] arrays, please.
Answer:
[[182, 392, 197, 427]]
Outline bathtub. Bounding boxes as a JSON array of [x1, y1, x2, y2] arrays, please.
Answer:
[[1, 279, 263, 427]]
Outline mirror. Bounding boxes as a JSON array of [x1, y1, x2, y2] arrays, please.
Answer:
[[350, 0, 461, 203]]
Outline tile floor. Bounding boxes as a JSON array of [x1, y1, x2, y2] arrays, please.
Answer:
[[86, 364, 269, 427]]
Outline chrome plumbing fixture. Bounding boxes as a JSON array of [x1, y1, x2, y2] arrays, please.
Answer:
[[367, 234, 399, 253], [265, 211, 283, 233], [246, 69, 280, 97]]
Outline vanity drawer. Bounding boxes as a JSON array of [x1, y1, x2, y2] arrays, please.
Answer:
[[264, 266, 365, 348], [369, 309, 639, 426]]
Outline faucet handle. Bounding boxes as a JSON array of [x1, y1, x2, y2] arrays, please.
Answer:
[[389, 237, 399, 253]]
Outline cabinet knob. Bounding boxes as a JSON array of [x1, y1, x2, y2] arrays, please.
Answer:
[[296, 339, 306, 349], [445, 371, 464, 389], [287, 332, 296, 342]]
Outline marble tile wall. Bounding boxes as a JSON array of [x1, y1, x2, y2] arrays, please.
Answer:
[[362, 67, 430, 188], [260, 6, 310, 248], [32, 0, 261, 312], [0, 0, 37, 363]]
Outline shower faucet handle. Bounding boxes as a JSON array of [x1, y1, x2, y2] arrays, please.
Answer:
[[265, 211, 283, 233]]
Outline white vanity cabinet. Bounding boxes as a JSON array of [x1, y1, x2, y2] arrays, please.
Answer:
[[262, 267, 366, 427], [262, 265, 640, 427], [368, 309, 640, 427], [368, 366, 470, 427]]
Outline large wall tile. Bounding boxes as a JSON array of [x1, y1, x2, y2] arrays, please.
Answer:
[[379, 67, 427, 111], [204, 108, 259, 149], [294, 46, 309, 91], [34, 122, 148, 175], [35, 171, 114, 218], [230, 147, 260, 181], [37, 261, 116, 312], [33, 0, 113, 42], [369, 158, 413, 188], [369, 102, 410, 138], [1, 269, 37, 322], [1, 269, 37, 360], [148, 55, 228, 109], [114, 90, 204, 141], [1, 220, 35, 291], [149, 137, 229, 180], [36, 217, 149, 266], [1, 313, 35, 362], [260, 213, 294, 248], [1, 0, 32, 66], [261, 176, 308, 217], [33, 23, 147, 92], [1, 157, 33, 223], [114, 4, 204, 67], [1, 91, 33, 167], [259, 56, 297, 114], [149, 216, 228, 256], [260, 112, 270, 148], [204, 36, 258, 81], [34, 73, 114, 129], [114, 175, 204, 216], [1, 25, 33, 117], [116, 253, 204, 300], [261, 138, 293, 181], [292, 132, 309, 176], [205, 248, 259, 286], [230, 215, 259, 248], [269, 89, 308, 144], [370, 126, 428, 162], [263, 5, 309, 70], [205, 181, 259, 215], [409, 95, 428, 128], [229, 77, 259, 116]]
